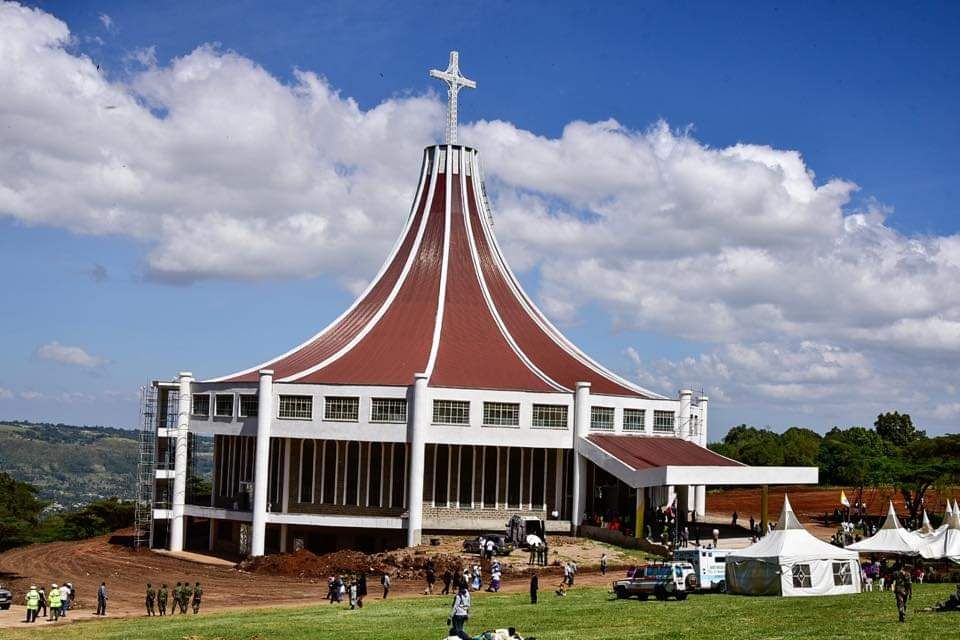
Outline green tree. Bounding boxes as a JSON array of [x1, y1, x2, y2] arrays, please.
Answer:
[[817, 427, 891, 510], [874, 411, 925, 447], [890, 435, 960, 521], [0, 472, 48, 551], [780, 427, 822, 467], [709, 425, 785, 466]]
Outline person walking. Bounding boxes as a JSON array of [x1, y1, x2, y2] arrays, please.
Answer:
[[530, 573, 539, 604], [425, 559, 436, 595], [441, 568, 453, 595], [181, 581, 192, 613], [158, 583, 168, 616], [47, 583, 62, 622], [448, 583, 471, 640], [67, 583, 76, 616], [24, 585, 40, 623], [192, 582, 203, 614], [59, 583, 70, 618], [171, 582, 182, 614], [488, 560, 501, 593], [37, 585, 47, 620], [732, 511, 739, 527], [381, 572, 391, 599], [892, 566, 913, 623], [600, 553, 608, 576], [357, 573, 367, 608], [348, 581, 358, 610], [145, 583, 156, 616]]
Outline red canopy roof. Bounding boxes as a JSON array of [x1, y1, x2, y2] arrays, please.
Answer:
[[211, 145, 661, 398], [588, 434, 743, 470]]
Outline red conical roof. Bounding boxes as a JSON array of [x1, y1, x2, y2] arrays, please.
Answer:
[[211, 145, 662, 398]]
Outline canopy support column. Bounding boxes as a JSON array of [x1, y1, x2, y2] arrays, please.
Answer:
[[760, 484, 769, 534], [250, 369, 273, 557], [170, 371, 192, 552], [407, 373, 429, 547], [570, 381, 591, 534], [635, 488, 645, 541]]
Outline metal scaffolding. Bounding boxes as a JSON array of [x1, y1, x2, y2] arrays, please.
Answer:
[[134, 384, 179, 550]]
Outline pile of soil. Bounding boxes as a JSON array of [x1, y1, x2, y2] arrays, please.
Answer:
[[240, 549, 389, 579]]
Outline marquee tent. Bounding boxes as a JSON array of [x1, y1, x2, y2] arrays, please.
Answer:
[[726, 496, 861, 597], [848, 502, 923, 555], [914, 511, 936, 537], [919, 510, 960, 563]]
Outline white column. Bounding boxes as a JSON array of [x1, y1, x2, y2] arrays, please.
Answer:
[[570, 381, 591, 533], [250, 369, 273, 557], [407, 373, 429, 547], [170, 371, 192, 552], [208, 519, 215, 552], [678, 389, 692, 439], [695, 395, 708, 518]]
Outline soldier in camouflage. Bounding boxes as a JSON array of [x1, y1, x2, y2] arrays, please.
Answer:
[[892, 566, 913, 623]]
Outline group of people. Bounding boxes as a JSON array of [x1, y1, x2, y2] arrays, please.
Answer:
[[144, 581, 202, 616], [325, 574, 368, 609], [22, 582, 78, 623]]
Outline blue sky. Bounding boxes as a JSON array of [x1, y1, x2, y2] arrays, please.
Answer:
[[2, 0, 959, 436]]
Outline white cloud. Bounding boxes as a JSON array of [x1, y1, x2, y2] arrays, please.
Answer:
[[19, 390, 43, 400], [98, 13, 112, 30], [1, 2, 959, 432], [0, 387, 13, 400], [37, 341, 109, 368]]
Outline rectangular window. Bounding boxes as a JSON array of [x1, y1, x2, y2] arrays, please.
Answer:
[[483, 402, 520, 427], [371, 398, 407, 423], [623, 408, 646, 432], [191, 393, 210, 417], [238, 394, 258, 417], [792, 563, 812, 589], [653, 410, 675, 433], [590, 406, 615, 431], [278, 395, 312, 420], [532, 404, 568, 429], [832, 561, 852, 586], [324, 396, 359, 422], [433, 400, 470, 425], [214, 394, 234, 417], [299, 440, 315, 503]]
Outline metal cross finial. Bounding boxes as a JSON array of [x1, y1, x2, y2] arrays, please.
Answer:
[[429, 51, 476, 145]]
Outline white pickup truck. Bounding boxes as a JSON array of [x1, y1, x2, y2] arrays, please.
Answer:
[[613, 562, 699, 601]]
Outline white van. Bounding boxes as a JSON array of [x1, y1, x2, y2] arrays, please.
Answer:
[[673, 548, 732, 592]]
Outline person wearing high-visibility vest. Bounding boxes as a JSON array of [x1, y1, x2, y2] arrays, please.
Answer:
[[47, 583, 62, 621], [24, 585, 40, 623]]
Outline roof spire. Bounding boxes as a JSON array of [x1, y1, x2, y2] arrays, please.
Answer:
[[429, 51, 476, 145]]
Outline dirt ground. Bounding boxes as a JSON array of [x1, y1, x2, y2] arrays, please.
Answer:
[[0, 532, 634, 629]]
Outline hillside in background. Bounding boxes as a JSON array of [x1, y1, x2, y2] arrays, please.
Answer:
[[0, 421, 212, 511]]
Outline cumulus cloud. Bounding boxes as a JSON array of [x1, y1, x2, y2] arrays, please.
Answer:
[[1, 2, 959, 431], [37, 341, 109, 368]]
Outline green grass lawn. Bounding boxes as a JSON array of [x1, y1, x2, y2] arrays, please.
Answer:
[[4, 584, 955, 640]]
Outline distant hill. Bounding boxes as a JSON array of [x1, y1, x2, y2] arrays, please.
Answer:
[[0, 420, 211, 511]]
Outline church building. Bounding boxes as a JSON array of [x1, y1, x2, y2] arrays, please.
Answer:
[[141, 53, 815, 557]]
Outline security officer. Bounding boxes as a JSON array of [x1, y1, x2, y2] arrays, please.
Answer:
[[191, 582, 203, 614], [145, 583, 156, 616], [180, 580, 192, 614], [24, 585, 40, 623], [158, 583, 168, 616], [171, 582, 182, 615], [893, 566, 913, 623]]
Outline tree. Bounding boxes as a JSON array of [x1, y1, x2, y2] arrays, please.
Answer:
[[0, 472, 47, 551], [817, 427, 891, 510], [890, 435, 960, 521], [709, 425, 785, 466], [874, 412, 925, 447], [780, 427, 822, 467]]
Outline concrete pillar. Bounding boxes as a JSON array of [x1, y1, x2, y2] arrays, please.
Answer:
[[279, 523, 288, 553], [208, 519, 215, 552], [407, 373, 429, 547], [695, 485, 707, 520], [250, 369, 273, 557], [570, 382, 591, 533], [635, 488, 645, 540], [170, 371, 192, 552], [678, 389, 692, 439]]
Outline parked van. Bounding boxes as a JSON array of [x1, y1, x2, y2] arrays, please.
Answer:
[[673, 548, 732, 592]]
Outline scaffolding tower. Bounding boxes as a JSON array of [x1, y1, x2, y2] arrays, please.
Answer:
[[133, 385, 157, 550]]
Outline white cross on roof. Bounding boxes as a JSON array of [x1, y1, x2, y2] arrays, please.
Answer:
[[429, 51, 476, 145]]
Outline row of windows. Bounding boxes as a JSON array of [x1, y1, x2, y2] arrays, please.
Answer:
[[194, 393, 677, 433]]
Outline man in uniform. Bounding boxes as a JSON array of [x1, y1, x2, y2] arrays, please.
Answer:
[[145, 583, 156, 616], [171, 582, 182, 615], [181, 580, 192, 614], [192, 582, 203, 614], [24, 585, 40, 623], [892, 566, 913, 623], [157, 583, 168, 616]]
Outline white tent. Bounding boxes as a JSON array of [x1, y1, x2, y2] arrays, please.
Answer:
[[919, 510, 960, 563], [726, 495, 861, 597], [848, 502, 923, 555], [914, 511, 936, 537]]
